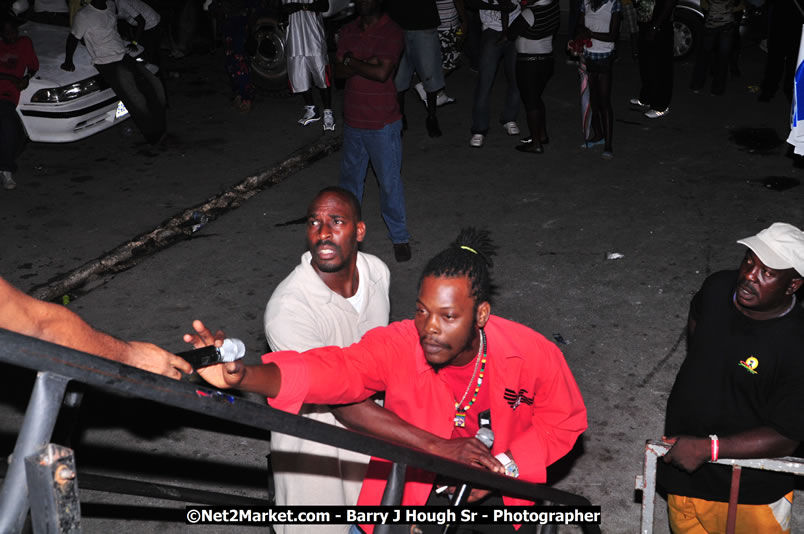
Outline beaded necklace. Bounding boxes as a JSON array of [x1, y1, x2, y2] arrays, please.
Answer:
[[453, 329, 487, 428]]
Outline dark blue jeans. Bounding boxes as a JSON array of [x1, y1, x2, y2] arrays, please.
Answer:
[[0, 100, 25, 173], [339, 120, 410, 244], [637, 21, 674, 110], [690, 23, 736, 95], [760, 0, 804, 100], [223, 15, 256, 103], [471, 29, 520, 135], [462, 8, 482, 71], [95, 54, 166, 143]]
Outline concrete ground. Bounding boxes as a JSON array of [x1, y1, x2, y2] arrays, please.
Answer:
[[1, 35, 803, 533]]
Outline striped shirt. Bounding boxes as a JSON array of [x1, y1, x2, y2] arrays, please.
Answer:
[[515, 0, 560, 53], [437, 0, 460, 30], [520, 0, 560, 40]]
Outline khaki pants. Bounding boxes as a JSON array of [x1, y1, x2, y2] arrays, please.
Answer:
[[668, 491, 793, 533]]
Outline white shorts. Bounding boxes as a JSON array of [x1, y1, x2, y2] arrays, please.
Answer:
[[287, 55, 330, 93]]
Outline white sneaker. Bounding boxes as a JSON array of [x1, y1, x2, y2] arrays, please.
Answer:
[[323, 109, 335, 131], [470, 133, 485, 148], [298, 105, 321, 126], [629, 98, 649, 108], [415, 83, 455, 108], [414, 82, 427, 104], [435, 91, 455, 107], [502, 121, 520, 135], [2, 171, 16, 190], [644, 107, 670, 119]]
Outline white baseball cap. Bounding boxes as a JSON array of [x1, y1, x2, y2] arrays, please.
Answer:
[[737, 222, 804, 277]]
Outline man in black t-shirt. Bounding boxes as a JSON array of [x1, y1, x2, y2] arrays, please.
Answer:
[[659, 222, 804, 533]]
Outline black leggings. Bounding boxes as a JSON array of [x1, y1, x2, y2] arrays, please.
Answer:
[[584, 55, 614, 149], [515, 54, 554, 111], [516, 54, 554, 144]]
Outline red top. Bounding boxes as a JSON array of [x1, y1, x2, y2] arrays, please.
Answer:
[[0, 36, 38, 106], [440, 349, 491, 439], [263, 316, 588, 532], [335, 14, 403, 130]]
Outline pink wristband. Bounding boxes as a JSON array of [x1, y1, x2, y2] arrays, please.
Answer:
[[709, 434, 719, 462]]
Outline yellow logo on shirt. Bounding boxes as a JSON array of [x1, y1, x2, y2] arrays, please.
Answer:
[[739, 356, 759, 375]]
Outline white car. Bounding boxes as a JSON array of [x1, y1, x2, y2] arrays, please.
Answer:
[[16, 18, 141, 143]]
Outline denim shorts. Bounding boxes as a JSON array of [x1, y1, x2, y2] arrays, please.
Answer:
[[583, 53, 614, 73], [394, 28, 446, 93]]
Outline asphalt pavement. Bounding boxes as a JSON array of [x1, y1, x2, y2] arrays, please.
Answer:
[[1, 36, 803, 533]]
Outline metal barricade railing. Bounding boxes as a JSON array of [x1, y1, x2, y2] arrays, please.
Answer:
[[636, 439, 804, 534], [0, 329, 600, 533]]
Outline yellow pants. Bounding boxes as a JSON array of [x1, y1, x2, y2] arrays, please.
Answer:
[[668, 492, 793, 534]]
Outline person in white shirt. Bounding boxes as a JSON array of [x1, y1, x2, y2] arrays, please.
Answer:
[[115, 0, 161, 66], [282, 0, 334, 131], [61, 0, 166, 143], [263, 186, 389, 534], [576, 0, 620, 158], [465, 0, 522, 148]]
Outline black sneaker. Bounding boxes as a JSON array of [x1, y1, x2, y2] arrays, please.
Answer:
[[393, 243, 412, 262], [426, 116, 442, 137]]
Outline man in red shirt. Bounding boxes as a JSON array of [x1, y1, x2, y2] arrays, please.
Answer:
[[0, 11, 38, 190], [189, 228, 588, 533], [334, 0, 412, 263]]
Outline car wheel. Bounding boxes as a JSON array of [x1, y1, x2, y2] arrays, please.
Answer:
[[250, 18, 290, 94], [673, 9, 702, 60]]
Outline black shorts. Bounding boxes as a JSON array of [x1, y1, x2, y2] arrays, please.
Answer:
[[584, 54, 614, 73]]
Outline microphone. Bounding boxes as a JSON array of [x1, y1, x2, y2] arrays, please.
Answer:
[[443, 411, 494, 534], [448, 427, 494, 507], [449, 410, 494, 504], [177, 338, 246, 369], [474, 426, 494, 448]]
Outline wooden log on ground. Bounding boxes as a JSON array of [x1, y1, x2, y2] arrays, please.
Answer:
[[29, 137, 341, 302]]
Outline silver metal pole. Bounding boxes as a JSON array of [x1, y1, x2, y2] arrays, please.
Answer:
[[635, 440, 661, 534], [0, 372, 70, 534], [25, 443, 81, 534], [636, 439, 804, 534]]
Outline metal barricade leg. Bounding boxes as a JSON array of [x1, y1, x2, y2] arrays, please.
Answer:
[[24, 443, 81, 534], [0, 372, 70, 534], [376, 462, 407, 534], [636, 441, 661, 534], [725, 466, 742, 534]]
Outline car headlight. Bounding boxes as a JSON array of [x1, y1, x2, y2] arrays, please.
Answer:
[[30, 76, 108, 103]]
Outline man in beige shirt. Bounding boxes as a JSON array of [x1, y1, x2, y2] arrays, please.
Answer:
[[263, 186, 390, 534]]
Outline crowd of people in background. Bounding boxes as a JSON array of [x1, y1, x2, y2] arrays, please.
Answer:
[[0, 9, 37, 190], [208, 0, 799, 165], [1, 0, 168, 190], [1, 0, 799, 183], [1, 0, 799, 262]]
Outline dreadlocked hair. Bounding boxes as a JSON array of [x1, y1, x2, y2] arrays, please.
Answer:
[[420, 227, 497, 304]]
